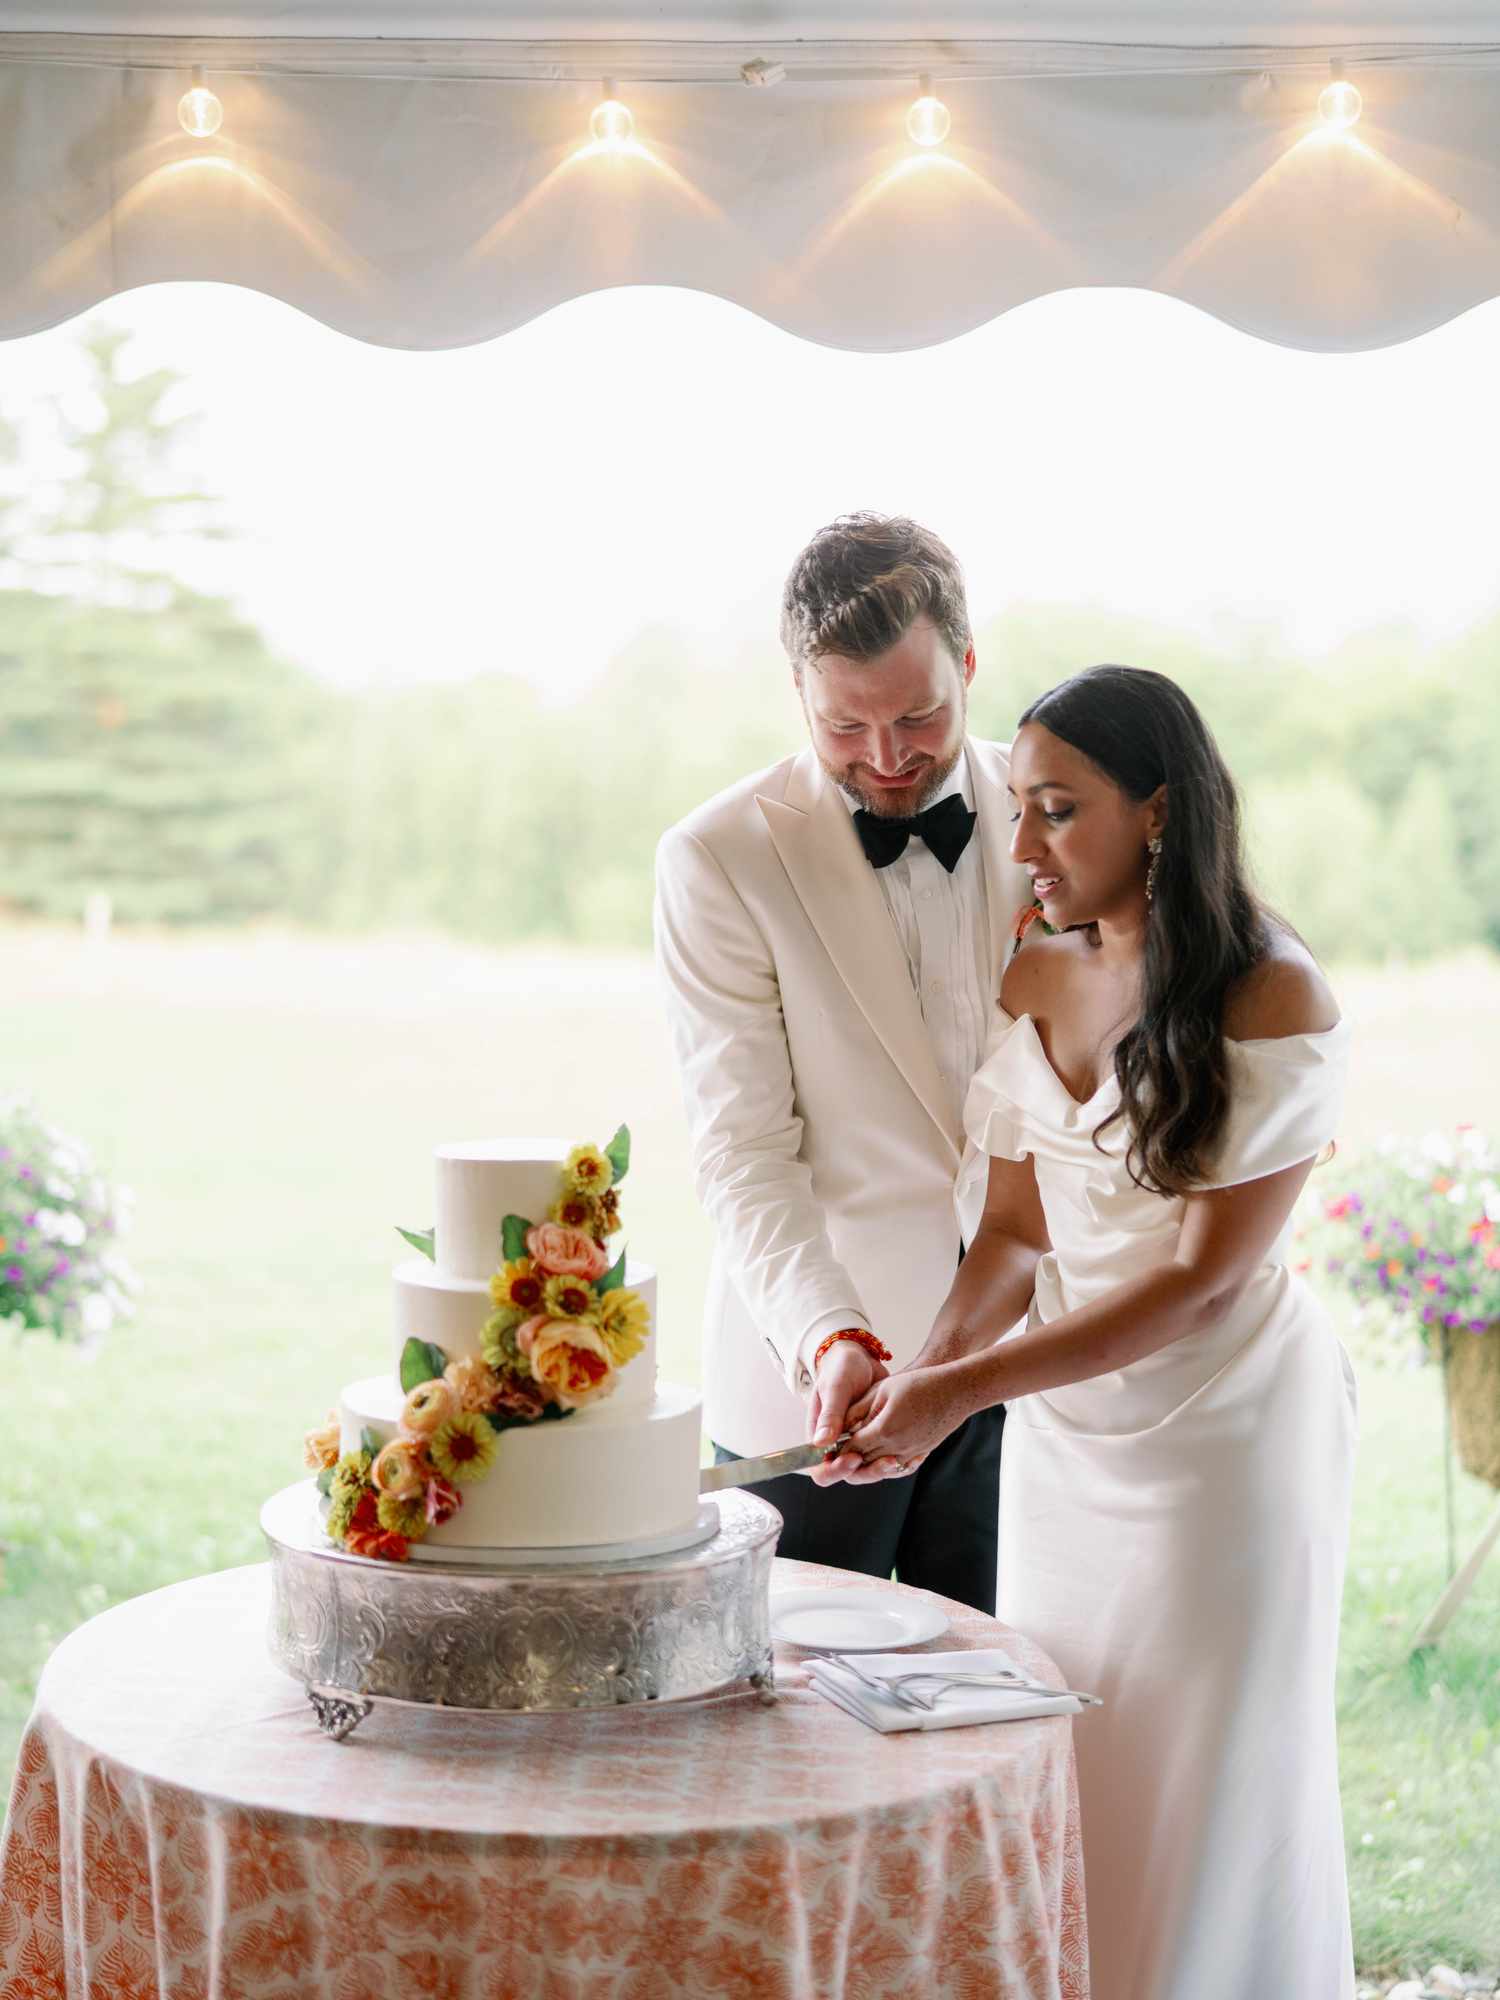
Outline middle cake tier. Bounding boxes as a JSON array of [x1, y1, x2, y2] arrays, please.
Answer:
[[394, 1257, 658, 1414]]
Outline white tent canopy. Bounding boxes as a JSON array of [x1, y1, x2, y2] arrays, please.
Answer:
[[2, 3, 1499, 352]]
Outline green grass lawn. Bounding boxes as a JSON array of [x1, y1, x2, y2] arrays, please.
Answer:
[[3, 928, 1498, 1981]]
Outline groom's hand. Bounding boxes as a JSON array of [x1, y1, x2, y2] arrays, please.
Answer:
[[807, 1340, 887, 1484]]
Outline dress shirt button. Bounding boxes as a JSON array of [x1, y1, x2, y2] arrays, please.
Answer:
[[921, 888, 936, 902], [929, 977, 944, 993]]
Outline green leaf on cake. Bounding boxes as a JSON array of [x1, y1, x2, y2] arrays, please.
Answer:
[[399, 1337, 448, 1392], [502, 1213, 532, 1263], [315, 1465, 334, 1497], [605, 1124, 631, 1185], [597, 1245, 628, 1294], [485, 1403, 577, 1436], [359, 1426, 383, 1462], [396, 1225, 436, 1262]]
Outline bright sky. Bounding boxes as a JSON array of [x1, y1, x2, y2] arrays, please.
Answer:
[[2, 279, 1497, 698]]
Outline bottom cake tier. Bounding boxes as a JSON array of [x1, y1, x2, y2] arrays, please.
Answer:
[[339, 1375, 703, 1554]]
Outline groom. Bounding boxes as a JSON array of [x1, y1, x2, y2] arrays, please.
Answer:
[[653, 514, 1031, 1611]]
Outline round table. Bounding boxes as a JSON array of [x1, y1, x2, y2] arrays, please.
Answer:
[[1, 1559, 1088, 1999]]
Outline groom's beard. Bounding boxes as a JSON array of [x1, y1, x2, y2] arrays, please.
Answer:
[[827, 735, 965, 819]]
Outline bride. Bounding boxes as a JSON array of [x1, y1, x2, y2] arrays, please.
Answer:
[[819, 664, 1357, 2000]]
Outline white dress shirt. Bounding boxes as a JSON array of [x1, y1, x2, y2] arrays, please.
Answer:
[[793, 751, 994, 1387]]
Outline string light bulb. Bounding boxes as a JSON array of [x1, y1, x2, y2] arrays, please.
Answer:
[[905, 76, 951, 148], [590, 84, 635, 150], [1318, 62, 1362, 131], [177, 66, 224, 138]]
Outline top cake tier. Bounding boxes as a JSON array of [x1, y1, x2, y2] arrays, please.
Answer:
[[435, 1139, 572, 1281]]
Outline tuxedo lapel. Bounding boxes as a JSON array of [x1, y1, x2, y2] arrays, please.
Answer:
[[758, 751, 960, 1157], [969, 737, 1032, 998]]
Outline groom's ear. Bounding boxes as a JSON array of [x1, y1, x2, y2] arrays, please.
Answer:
[[962, 643, 977, 688]]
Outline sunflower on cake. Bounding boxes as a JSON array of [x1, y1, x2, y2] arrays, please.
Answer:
[[303, 1128, 701, 1563]]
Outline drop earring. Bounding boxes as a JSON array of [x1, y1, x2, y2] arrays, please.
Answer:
[[1145, 835, 1163, 904]]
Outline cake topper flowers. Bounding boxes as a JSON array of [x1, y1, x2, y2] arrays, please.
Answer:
[[309, 1127, 650, 1562]]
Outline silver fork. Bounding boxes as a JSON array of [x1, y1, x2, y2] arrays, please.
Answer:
[[811, 1652, 1099, 1711], [885, 1668, 1103, 1709]]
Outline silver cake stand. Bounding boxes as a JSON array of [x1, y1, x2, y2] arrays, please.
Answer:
[[260, 1481, 781, 1739]]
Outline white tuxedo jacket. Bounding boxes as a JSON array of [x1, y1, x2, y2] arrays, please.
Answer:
[[654, 737, 1032, 1455]]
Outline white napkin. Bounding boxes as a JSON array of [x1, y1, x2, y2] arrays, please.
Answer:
[[806, 1647, 1082, 1734]]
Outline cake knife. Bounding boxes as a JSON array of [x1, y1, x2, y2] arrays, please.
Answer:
[[701, 1435, 855, 1492]]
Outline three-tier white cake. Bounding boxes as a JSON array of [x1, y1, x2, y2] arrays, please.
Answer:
[[323, 1135, 704, 1560]]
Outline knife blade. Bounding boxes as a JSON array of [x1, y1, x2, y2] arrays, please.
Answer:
[[700, 1434, 855, 1493]]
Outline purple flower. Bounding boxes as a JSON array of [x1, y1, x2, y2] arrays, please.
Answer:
[[1469, 1317, 1488, 1332], [4, 1264, 21, 1283], [1361, 1222, 1374, 1239], [52, 1258, 70, 1279], [1422, 1303, 1437, 1324], [1445, 1311, 1463, 1327], [17, 1166, 31, 1180]]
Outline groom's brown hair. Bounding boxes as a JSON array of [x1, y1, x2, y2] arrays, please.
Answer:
[[780, 512, 972, 681]]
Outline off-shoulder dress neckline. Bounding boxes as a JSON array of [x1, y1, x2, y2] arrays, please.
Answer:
[[991, 1006, 1349, 1114]]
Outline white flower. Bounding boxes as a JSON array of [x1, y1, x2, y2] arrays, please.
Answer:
[[57, 1212, 87, 1247], [1447, 1183, 1470, 1206], [1418, 1132, 1455, 1167], [43, 1176, 75, 1202], [1485, 1186, 1500, 1225], [33, 1208, 64, 1241]]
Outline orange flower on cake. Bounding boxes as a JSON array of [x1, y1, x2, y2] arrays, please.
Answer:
[[489, 1255, 546, 1320], [429, 1411, 499, 1484], [597, 1186, 623, 1237], [526, 1222, 609, 1280], [398, 1376, 459, 1441], [519, 1315, 618, 1408], [563, 1143, 614, 1198], [343, 1490, 410, 1562], [302, 1411, 341, 1472], [597, 1286, 650, 1368], [371, 1437, 427, 1502], [444, 1354, 505, 1413]]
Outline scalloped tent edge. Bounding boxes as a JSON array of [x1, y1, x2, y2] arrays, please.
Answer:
[[2, 14, 1500, 353]]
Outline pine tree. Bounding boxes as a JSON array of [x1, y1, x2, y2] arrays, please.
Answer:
[[0, 324, 328, 924]]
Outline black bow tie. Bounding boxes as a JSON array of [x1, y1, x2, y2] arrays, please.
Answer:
[[853, 792, 977, 874]]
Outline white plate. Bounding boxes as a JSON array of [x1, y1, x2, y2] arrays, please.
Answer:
[[770, 1586, 949, 1652]]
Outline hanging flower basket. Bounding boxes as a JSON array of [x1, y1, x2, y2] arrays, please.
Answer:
[[1309, 1129, 1500, 1492], [1443, 1324, 1500, 1489]]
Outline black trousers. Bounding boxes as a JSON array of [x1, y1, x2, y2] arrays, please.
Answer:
[[712, 1401, 1005, 1615]]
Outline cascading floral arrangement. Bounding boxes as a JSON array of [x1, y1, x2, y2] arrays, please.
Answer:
[[304, 1126, 650, 1562], [1309, 1128, 1500, 1341]]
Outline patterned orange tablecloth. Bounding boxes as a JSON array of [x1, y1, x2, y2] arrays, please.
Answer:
[[0, 1557, 1087, 1999]]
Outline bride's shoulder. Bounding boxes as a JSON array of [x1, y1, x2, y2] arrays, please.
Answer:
[[1223, 929, 1341, 1042], [998, 924, 1082, 1019]]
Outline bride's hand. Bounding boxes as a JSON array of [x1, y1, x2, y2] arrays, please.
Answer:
[[834, 1364, 976, 1483]]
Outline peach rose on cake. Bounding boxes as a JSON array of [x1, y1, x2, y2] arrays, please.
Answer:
[[302, 1411, 341, 1472], [444, 1354, 504, 1414], [526, 1222, 609, 1281], [517, 1314, 617, 1409], [398, 1376, 459, 1441], [371, 1437, 427, 1502]]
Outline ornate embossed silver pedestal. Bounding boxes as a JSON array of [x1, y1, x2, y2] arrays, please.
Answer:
[[261, 1481, 780, 1737]]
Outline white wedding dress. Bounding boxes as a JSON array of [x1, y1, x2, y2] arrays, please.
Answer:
[[959, 1009, 1358, 2000]]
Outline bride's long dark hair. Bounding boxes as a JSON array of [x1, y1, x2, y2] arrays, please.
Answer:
[[1017, 664, 1275, 1197]]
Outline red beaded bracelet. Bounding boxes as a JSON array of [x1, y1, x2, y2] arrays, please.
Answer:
[[812, 1327, 893, 1374]]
